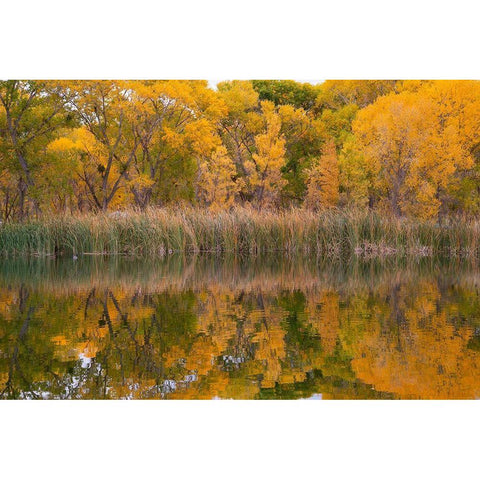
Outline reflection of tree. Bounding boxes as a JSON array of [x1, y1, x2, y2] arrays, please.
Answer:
[[1, 266, 480, 399], [1, 286, 35, 398], [345, 281, 480, 399]]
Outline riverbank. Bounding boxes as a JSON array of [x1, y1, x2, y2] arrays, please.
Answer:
[[0, 208, 478, 257]]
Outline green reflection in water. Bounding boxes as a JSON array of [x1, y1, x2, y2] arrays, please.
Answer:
[[0, 254, 479, 399]]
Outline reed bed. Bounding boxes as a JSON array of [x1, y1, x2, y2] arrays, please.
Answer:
[[0, 207, 479, 258]]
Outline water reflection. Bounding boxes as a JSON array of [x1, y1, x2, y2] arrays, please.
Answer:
[[0, 255, 480, 399]]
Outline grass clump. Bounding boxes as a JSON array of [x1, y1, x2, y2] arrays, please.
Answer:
[[0, 207, 479, 258]]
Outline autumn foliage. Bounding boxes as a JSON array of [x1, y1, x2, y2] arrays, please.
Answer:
[[1, 80, 480, 221]]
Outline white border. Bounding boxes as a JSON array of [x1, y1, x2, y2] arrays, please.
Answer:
[[2, 0, 479, 79], [1, 400, 478, 479]]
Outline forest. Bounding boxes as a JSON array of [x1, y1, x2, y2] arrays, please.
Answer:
[[1, 80, 480, 223]]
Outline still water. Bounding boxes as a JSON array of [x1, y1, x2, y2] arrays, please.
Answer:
[[1, 255, 480, 399]]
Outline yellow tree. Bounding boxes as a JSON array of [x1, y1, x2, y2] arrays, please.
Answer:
[[353, 89, 460, 218], [304, 139, 339, 209], [246, 101, 287, 209], [196, 146, 239, 210], [315, 80, 399, 153], [56, 81, 139, 212], [337, 134, 372, 208], [316, 80, 398, 110], [352, 82, 480, 219], [217, 81, 262, 200], [127, 80, 225, 208], [218, 81, 325, 205], [420, 81, 480, 216], [47, 129, 131, 212]]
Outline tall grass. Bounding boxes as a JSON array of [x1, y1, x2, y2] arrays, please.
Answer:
[[0, 207, 479, 257]]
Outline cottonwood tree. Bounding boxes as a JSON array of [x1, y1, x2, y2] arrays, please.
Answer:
[[0, 81, 71, 219], [127, 80, 225, 208], [56, 81, 139, 211], [216, 80, 262, 202], [218, 82, 320, 206], [305, 139, 339, 210], [337, 134, 373, 208], [246, 101, 287, 209], [315, 81, 400, 155], [196, 146, 239, 210], [277, 103, 325, 203], [352, 83, 480, 219], [420, 81, 480, 217]]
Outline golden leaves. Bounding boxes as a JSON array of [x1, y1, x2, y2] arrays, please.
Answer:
[[351, 82, 480, 218], [305, 139, 339, 209], [197, 146, 239, 210], [4, 79, 480, 219], [248, 101, 287, 208]]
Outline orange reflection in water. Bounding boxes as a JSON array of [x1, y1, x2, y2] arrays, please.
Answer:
[[0, 257, 480, 399]]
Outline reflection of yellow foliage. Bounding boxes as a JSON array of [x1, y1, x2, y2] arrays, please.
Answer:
[[0, 372, 9, 392], [4, 269, 480, 399], [186, 336, 221, 377], [347, 282, 480, 399], [254, 316, 287, 389], [51, 335, 68, 346], [317, 291, 340, 355]]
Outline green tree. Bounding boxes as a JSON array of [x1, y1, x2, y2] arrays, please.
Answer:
[[0, 81, 72, 219], [252, 80, 318, 110]]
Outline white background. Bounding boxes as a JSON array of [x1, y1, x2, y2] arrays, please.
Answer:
[[1, 1, 480, 478]]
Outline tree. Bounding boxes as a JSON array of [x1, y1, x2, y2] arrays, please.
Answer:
[[353, 91, 437, 217], [315, 81, 399, 153], [127, 80, 225, 208], [422, 81, 480, 217], [277, 104, 325, 204], [217, 80, 262, 202], [246, 101, 287, 209], [305, 139, 339, 209], [0, 81, 70, 219], [316, 80, 398, 111], [57, 81, 139, 211], [196, 146, 239, 210], [337, 134, 372, 208], [351, 86, 479, 219], [251, 80, 318, 110], [218, 81, 324, 206]]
